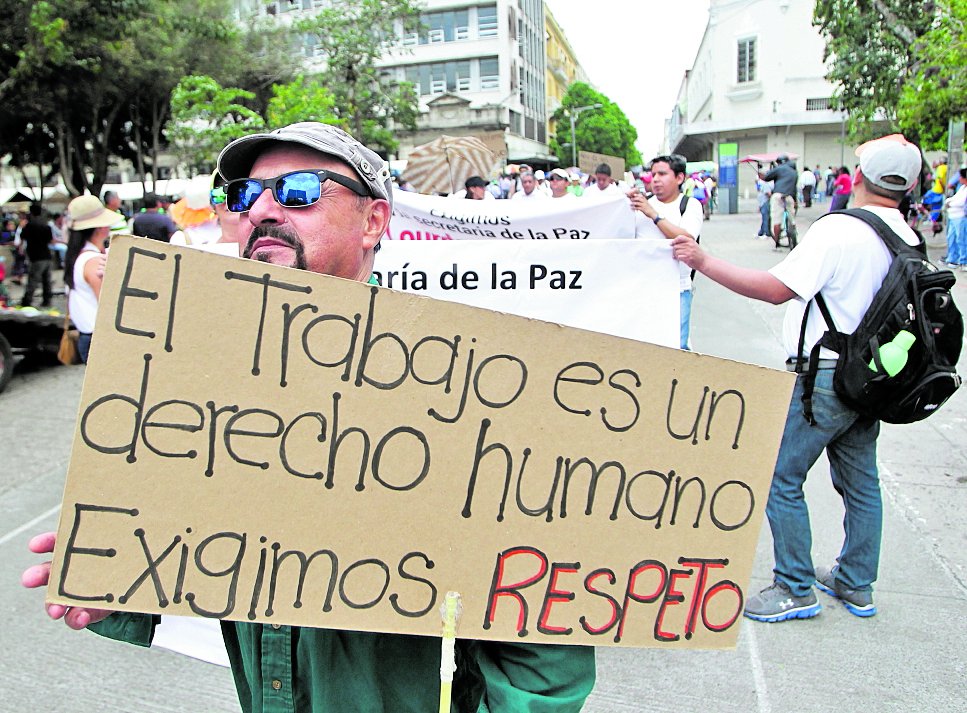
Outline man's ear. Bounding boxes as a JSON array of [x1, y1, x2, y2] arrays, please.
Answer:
[[361, 199, 391, 250]]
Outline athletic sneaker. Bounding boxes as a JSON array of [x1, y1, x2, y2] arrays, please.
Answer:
[[743, 580, 821, 622], [815, 566, 876, 617]]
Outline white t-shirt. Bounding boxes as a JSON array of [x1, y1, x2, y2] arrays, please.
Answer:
[[583, 183, 621, 199], [642, 193, 704, 292], [770, 206, 920, 359], [69, 243, 103, 334], [551, 192, 578, 201], [511, 188, 549, 200], [945, 183, 967, 219]]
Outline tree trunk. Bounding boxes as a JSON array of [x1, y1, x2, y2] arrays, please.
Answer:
[[54, 121, 80, 197]]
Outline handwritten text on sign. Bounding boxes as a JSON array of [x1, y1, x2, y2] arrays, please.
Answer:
[[49, 237, 794, 648]]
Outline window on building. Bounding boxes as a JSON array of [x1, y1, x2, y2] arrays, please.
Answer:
[[455, 10, 469, 40], [806, 97, 832, 111], [305, 33, 319, 57], [509, 110, 522, 136], [737, 38, 756, 83], [478, 5, 498, 38], [456, 61, 471, 91], [480, 57, 499, 90], [419, 9, 474, 44], [524, 115, 535, 140], [430, 63, 446, 94]]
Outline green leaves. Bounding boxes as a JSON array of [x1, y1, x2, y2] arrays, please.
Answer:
[[167, 76, 265, 173], [813, 0, 959, 144], [548, 83, 642, 166], [897, 0, 967, 147], [294, 0, 424, 153], [266, 76, 339, 130]]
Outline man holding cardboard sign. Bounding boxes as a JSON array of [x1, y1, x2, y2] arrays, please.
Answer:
[[22, 123, 595, 713]]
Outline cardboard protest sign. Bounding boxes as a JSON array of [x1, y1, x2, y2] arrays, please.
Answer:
[[49, 236, 794, 648], [580, 151, 626, 181], [469, 131, 508, 162], [388, 190, 636, 241], [374, 240, 679, 347]]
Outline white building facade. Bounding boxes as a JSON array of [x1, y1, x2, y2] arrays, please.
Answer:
[[666, 0, 885, 204], [266, 0, 553, 163], [377, 0, 551, 163]]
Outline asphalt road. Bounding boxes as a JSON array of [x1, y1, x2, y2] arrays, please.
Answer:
[[2, 202, 965, 712]]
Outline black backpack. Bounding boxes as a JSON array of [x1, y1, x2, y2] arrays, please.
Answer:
[[797, 208, 963, 425]]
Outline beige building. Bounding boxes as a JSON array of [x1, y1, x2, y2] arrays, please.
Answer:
[[544, 5, 590, 141]]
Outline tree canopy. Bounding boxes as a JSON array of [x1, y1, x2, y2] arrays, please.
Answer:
[[295, 0, 423, 155], [548, 83, 642, 167], [813, 0, 966, 146], [897, 0, 967, 148], [0, 0, 240, 196]]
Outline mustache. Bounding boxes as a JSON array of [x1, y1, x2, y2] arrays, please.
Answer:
[[242, 225, 304, 258], [242, 225, 308, 271]]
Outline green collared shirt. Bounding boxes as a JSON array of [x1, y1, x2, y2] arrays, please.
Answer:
[[89, 614, 594, 713]]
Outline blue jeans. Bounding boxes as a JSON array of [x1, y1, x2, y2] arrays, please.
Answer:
[[758, 202, 770, 235], [78, 332, 92, 363], [945, 215, 965, 264], [767, 369, 881, 596], [680, 289, 692, 350]]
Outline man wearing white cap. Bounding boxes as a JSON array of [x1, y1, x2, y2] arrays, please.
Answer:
[[671, 134, 924, 623], [547, 168, 576, 199], [23, 122, 594, 713]]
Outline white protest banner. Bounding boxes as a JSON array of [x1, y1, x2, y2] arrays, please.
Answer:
[[374, 240, 678, 347], [48, 237, 795, 649], [387, 189, 635, 241]]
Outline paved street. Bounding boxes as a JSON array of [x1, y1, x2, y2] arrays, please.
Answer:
[[2, 203, 966, 712]]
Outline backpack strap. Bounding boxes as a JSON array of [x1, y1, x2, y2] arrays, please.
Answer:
[[834, 208, 926, 257], [796, 293, 839, 425]]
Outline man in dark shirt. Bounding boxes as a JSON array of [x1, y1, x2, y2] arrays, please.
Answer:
[[761, 156, 799, 245], [132, 193, 176, 242], [20, 203, 53, 308]]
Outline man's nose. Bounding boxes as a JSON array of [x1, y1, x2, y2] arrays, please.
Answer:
[[246, 187, 284, 226]]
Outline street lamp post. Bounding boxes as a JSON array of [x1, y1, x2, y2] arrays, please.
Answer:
[[569, 103, 602, 167]]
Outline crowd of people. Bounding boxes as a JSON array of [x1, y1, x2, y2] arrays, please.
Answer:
[[11, 120, 966, 712]]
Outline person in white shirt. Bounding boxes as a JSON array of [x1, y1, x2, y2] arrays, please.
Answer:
[[511, 171, 549, 200], [629, 154, 703, 349], [547, 168, 576, 199], [943, 167, 967, 268], [799, 167, 817, 207], [671, 134, 925, 624], [583, 163, 621, 199], [533, 170, 553, 196]]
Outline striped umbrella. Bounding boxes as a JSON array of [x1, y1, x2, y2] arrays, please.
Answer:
[[403, 135, 497, 194]]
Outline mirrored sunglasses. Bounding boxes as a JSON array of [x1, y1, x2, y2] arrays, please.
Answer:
[[225, 170, 371, 213]]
